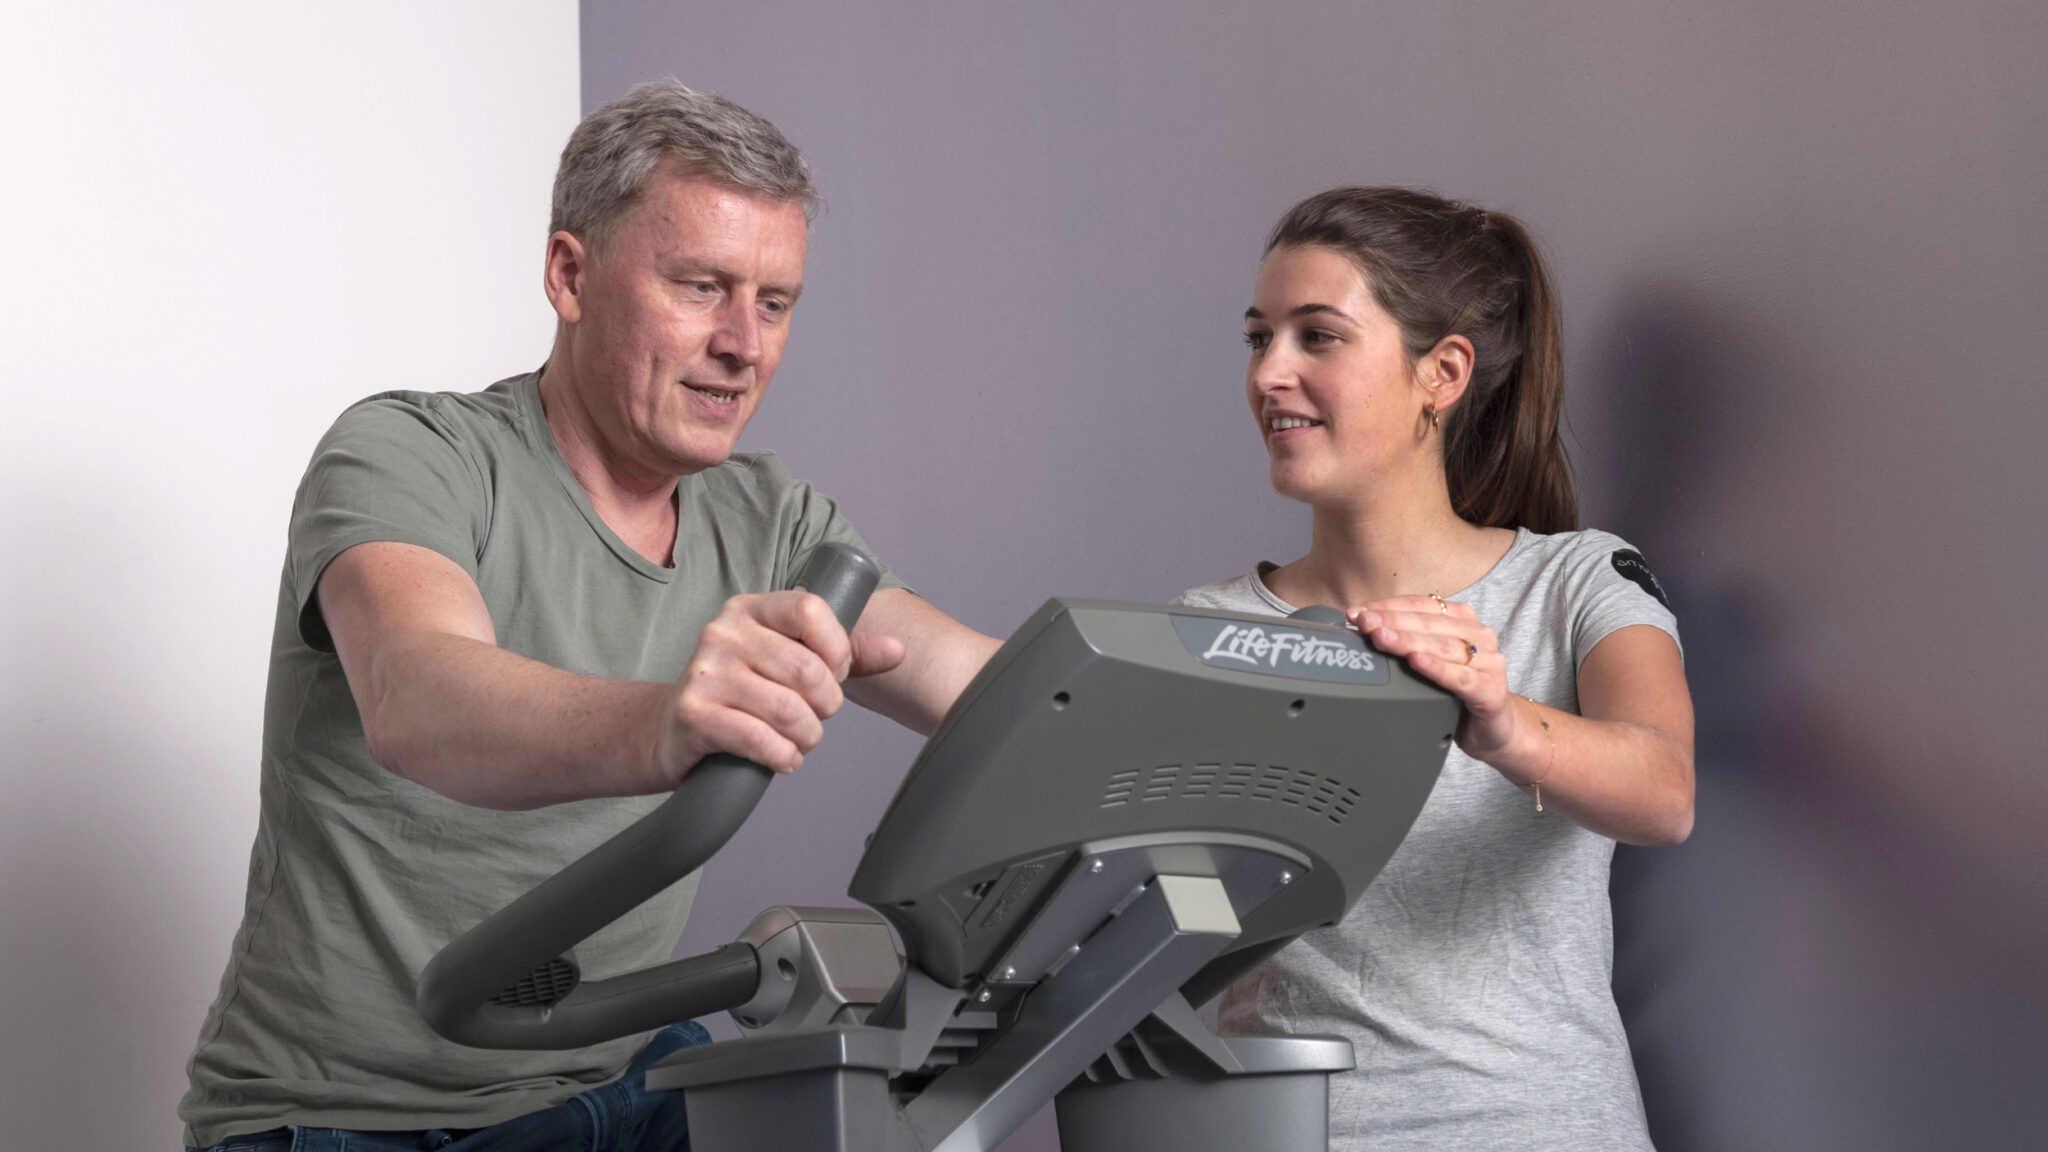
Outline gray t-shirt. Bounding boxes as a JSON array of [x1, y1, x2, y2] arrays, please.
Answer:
[[1178, 528, 1679, 1150], [180, 372, 900, 1147]]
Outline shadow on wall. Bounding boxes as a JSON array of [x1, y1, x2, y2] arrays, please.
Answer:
[[1595, 287, 2048, 1152]]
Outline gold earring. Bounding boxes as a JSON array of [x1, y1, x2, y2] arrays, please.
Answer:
[[1424, 401, 1440, 432]]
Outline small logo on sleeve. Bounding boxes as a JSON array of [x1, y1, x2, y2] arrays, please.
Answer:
[[1610, 549, 1671, 609]]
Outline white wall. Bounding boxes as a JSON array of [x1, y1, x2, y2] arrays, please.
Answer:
[[0, 4, 578, 1144]]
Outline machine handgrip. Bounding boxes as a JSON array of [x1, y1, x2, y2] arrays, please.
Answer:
[[417, 543, 881, 1050]]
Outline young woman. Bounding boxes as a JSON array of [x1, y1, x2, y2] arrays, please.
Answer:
[[1178, 187, 1694, 1149]]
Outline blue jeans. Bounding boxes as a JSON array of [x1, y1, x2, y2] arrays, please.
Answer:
[[190, 1022, 711, 1152]]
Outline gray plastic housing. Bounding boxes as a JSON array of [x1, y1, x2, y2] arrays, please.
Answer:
[[848, 597, 1458, 1001], [729, 906, 900, 1033], [652, 596, 1453, 1150]]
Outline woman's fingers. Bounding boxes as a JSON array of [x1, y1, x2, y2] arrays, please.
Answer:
[[1409, 643, 1502, 686], [1350, 600, 1511, 719], [1352, 607, 1494, 664], [1385, 627, 1479, 665]]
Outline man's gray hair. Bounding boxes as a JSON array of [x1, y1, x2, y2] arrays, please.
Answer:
[[550, 80, 819, 252]]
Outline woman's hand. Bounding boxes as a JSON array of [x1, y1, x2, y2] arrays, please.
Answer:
[[1350, 595, 1695, 845], [1350, 595, 1532, 765]]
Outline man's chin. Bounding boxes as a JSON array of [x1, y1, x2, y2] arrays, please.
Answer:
[[655, 433, 745, 477]]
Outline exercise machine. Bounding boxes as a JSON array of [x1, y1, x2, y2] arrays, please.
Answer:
[[419, 545, 1456, 1150]]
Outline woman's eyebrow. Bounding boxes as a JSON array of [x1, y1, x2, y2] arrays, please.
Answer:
[[1244, 303, 1355, 322]]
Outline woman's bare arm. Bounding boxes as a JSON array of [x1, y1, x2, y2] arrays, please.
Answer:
[[1356, 598, 1694, 845]]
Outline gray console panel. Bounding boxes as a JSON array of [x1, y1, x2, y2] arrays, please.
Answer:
[[850, 598, 1458, 994]]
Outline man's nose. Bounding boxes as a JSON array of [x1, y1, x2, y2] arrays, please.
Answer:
[[707, 300, 764, 368]]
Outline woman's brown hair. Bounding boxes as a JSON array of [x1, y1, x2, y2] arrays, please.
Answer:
[[1267, 187, 1577, 533]]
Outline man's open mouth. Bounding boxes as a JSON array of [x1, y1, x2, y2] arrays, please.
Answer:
[[686, 383, 742, 407]]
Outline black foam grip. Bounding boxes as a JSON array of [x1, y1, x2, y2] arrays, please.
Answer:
[[417, 543, 880, 1050]]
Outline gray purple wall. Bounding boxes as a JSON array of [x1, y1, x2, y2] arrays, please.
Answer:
[[583, 3, 2048, 1150]]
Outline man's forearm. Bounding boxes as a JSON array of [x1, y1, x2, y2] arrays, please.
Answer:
[[358, 629, 670, 810], [322, 545, 970, 808], [845, 589, 1003, 735]]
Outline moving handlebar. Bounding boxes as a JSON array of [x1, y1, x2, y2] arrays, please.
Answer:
[[415, 543, 881, 1051]]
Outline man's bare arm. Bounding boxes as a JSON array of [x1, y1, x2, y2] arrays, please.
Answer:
[[320, 540, 884, 810], [844, 588, 1002, 735]]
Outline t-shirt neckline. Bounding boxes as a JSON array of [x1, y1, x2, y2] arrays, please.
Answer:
[[514, 369, 683, 583], [1249, 527, 1535, 614]]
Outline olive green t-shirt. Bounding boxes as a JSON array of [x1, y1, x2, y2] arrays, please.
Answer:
[[180, 372, 899, 1146]]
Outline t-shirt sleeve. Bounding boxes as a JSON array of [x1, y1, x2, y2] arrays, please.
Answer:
[[1561, 530, 1682, 671], [746, 453, 909, 598], [288, 394, 489, 651]]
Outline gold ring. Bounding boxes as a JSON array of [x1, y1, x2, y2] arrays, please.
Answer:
[[1462, 642, 1478, 665], [1429, 592, 1450, 615]]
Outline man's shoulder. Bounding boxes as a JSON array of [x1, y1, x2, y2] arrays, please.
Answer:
[[330, 374, 532, 443]]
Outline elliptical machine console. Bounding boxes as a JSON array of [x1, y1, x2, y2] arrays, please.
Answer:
[[418, 545, 1457, 1151]]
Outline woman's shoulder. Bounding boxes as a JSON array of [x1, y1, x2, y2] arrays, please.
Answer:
[[1515, 527, 1671, 612], [1484, 526, 1679, 665], [1488, 527, 1658, 594], [1501, 525, 1634, 564], [1173, 568, 1285, 616]]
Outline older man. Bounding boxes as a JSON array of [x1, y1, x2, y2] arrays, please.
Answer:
[[179, 82, 999, 1151]]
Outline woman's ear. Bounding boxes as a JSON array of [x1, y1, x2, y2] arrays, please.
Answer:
[[1420, 333, 1476, 413]]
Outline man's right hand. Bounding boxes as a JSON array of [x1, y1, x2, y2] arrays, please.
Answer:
[[651, 589, 904, 781]]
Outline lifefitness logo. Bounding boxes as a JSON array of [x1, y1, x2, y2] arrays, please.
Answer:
[[1203, 625, 1375, 672], [1169, 614, 1389, 685]]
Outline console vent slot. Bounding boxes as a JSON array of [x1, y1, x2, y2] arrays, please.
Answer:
[[1101, 768, 1140, 807], [1141, 764, 1179, 802], [1100, 763, 1362, 825], [1218, 764, 1256, 798]]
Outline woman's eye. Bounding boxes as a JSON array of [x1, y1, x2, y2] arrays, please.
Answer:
[[1301, 329, 1336, 346], [1244, 331, 1269, 351]]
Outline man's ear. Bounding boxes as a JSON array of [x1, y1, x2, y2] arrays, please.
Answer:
[[1420, 333, 1476, 414], [542, 231, 589, 325]]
